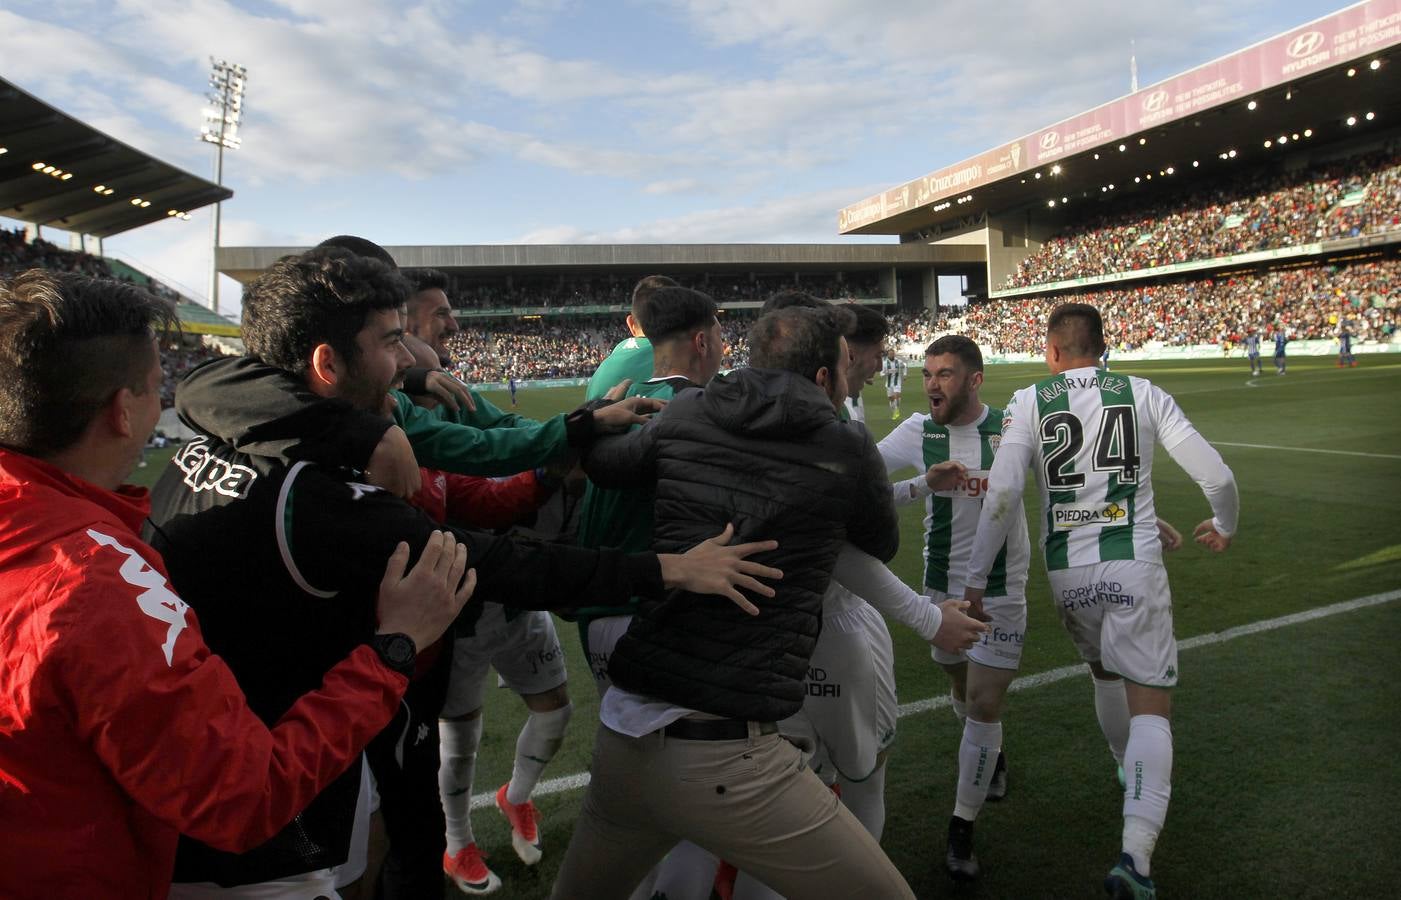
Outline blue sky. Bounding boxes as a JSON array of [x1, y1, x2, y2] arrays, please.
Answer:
[[0, 0, 1350, 314]]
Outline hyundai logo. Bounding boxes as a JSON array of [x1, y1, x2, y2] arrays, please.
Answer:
[[1039, 132, 1060, 151], [1142, 90, 1169, 113], [1286, 31, 1325, 59]]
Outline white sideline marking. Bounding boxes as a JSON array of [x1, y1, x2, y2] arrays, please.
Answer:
[[1210, 440, 1401, 460], [468, 589, 1401, 810]]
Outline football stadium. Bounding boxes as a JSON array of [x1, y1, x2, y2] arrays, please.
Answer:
[[2, 1, 1399, 899]]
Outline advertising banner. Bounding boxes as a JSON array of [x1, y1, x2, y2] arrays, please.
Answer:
[[839, 0, 1401, 233]]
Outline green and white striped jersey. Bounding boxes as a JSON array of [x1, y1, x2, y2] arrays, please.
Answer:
[[878, 405, 1030, 597], [1002, 366, 1200, 570]]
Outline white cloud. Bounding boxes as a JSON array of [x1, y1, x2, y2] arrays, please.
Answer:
[[514, 184, 895, 244]]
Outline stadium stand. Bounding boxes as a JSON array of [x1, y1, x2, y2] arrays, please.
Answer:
[[2, 226, 236, 407], [1004, 146, 1401, 289], [442, 272, 883, 310], [956, 256, 1399, 355]]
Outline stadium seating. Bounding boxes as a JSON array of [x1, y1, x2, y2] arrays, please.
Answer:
[[963, 257, 1399, 355], [1005, 147, 1401, 289]]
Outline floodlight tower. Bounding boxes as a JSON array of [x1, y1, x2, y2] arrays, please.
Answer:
[[199, 58, 246, 315]]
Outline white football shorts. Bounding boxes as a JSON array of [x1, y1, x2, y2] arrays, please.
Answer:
[[1048, 559, 1178, 688], [441, 607, 568, 717], [925, 589, 1027, 670]]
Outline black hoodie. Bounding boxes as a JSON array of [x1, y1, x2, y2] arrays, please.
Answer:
[[583, 367, 898, 722]]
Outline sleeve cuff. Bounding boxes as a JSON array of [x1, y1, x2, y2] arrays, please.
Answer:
[[564, 409, 594, 448], [1212, 517, 1236, 539]]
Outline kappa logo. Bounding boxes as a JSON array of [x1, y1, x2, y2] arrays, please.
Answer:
[[87, 529, 189, 667], [347, 482, 383, 501], [1286, 31, 1325, 59], [173, 436, 257, 499], [1142, 89, 1170, 113], [1039, 131, 1060, 152]]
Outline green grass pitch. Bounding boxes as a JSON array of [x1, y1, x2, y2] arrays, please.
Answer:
[[132, 356, 1401, 898]]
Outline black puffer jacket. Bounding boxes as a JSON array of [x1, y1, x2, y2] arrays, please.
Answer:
[[584, 367, 899, 722]]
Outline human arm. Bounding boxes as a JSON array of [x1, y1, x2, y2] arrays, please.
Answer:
[[68, 529, 473, 852], [439, 469, 555, 530], [288, 469, 778, 618], [832, 543, 941, 639], [1151, 385, 1239, 546], [395, 392, 662, 477], [963, 393, 1036, 613], [580, 413, 663, 490]]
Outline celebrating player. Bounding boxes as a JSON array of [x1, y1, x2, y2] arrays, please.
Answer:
[[878, 335, 1031, 881], [961, 303, 1238, 899]]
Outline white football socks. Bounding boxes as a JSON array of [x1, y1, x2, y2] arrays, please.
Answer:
[[438, 716, 484, 854], [1093, 676, 1130, 765], [953, 718, 1003, 822], [1121, 714, 1173, 876], [950, 688, 968, 727], [506, 703, 573, 805]]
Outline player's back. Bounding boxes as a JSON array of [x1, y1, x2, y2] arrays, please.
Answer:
[[1011, 366, 1195, 571]]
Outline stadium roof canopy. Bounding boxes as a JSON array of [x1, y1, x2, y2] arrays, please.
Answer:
[[217, 242, 983, 285], [839, 0, 1401, 239], [0, 76, 231, 238]]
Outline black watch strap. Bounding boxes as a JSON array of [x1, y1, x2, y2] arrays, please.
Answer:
[[368, 632, 417, 677]]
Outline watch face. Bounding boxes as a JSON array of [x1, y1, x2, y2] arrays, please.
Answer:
[[374, 633, 415, 673]]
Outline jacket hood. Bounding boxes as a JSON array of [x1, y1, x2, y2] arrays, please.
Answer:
[[702, 367, 838, 438]]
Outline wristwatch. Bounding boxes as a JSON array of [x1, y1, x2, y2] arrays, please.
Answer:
[[368, 632, 417, 677]]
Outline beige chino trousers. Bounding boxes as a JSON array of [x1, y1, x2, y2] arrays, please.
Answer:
[[549, 720, 914, 900]]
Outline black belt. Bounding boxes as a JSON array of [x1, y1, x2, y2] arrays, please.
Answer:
[[662, 718, 779, 741]]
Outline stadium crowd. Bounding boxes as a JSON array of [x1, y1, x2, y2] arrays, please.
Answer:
[[963, 257, 1399, 354], [444, 311, 764, 382], [444, 272, 883, 310], [1005, 147, 1401, 288]]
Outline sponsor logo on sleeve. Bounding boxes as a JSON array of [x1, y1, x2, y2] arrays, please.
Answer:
[[87, 529, 189, 666]]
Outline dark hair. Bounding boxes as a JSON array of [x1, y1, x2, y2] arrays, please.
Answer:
[[925, 334, 984, 373], [631, 275, 680, 319], [242, 248, 410, 376], [635, 286, 717, 343], [748, 306, 850, 383], [1047, 302, 1106, 357], [0, 269, 176, 456], [845, 304, 889, 346], [316, 235, 398, 269], [404, 267, 449, 294], [760, 290, 826, 315]]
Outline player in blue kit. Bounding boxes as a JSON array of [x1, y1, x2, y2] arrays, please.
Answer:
[[1273, 327, 1288, 375]]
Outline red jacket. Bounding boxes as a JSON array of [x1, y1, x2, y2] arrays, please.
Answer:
[[0, 450, 408, 899]]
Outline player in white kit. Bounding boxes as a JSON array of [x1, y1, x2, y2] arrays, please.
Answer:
[[883, 351, 907, 419], [878, 335, 1031, 881], [962, 303, 1238, 900]]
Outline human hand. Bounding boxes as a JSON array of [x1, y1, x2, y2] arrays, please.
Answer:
[[366, 425, 421, 499], [423, 370, 476, 413], [925, 460, 968, 492], [375, 531, 477, 650], [659, 523, 783, 616], [603, 379, 633, 401], [931, 600, 988, 654], [962, 586, 991, 623], [592, 396, 666, 433], [1156, 518, 1183, 552], [1193, 518, 1232, 553]]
